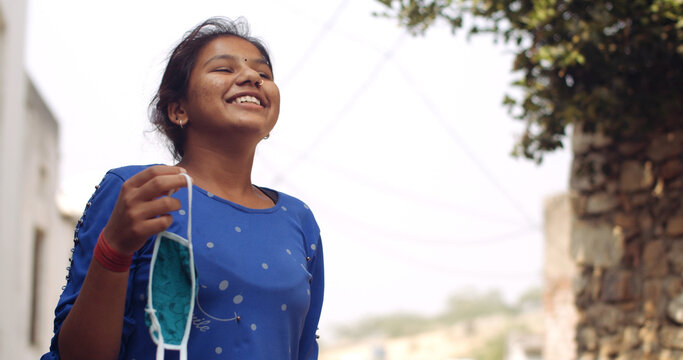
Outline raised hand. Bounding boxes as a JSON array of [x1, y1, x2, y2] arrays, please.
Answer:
[[102, 165, 189, 255]]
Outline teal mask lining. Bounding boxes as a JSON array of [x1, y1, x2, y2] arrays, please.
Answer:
[[145, 173, 197, 360]]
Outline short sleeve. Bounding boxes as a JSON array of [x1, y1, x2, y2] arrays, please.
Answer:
[[42, 171, 130, 359], [298, 235, 324, 360]]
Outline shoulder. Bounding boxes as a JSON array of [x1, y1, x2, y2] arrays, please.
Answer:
[[274, 190, 315, 215], [79, 164, 161, 220], [89, 164, 163, 201], [272, 189, 321, 234], [275, 191, 324, 266], [106, 164, 162, 182]]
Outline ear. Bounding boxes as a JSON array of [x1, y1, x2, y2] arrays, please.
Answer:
[[168, 102, 188, 126]]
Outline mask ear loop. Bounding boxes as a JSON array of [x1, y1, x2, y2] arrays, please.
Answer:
[[182, 173, 192, 247], [179, 173, 193, 360], [148, 173, 194, 360], [166, 172, 192, 245]]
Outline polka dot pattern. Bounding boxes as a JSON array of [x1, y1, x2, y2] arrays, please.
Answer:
[[219, 280, 229, 291], [60, 167, 324, 358]]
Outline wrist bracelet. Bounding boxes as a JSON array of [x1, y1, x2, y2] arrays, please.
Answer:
[[94, 230, 132, 272]]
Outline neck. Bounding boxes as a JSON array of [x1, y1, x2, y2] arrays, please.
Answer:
[[177, 136, 272, 208]]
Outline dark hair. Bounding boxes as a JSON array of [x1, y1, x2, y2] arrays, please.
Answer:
[[150, 17, 273, 161]]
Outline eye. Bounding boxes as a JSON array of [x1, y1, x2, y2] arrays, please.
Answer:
[[259, 73, 272, 80], [215, 68, 234, 73]]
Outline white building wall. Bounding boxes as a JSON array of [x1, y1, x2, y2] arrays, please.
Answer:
[[0, 0, 30, 358], [23, 79, 78, 357], [0, 1, 77, 358]]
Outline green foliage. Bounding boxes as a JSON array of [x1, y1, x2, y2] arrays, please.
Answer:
[[334, 288, 537, 340], [441, 288, 516, 323], [513, 286, 542, 310], [376, 0, 683, 162], [470, 332, 507, 360], [334, 312, 437, 339]]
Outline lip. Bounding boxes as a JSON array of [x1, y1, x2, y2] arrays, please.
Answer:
[[225, 91, 266, 108]]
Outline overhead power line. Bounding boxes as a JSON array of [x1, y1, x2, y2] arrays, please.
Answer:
[[318, 200, 540, 246], [260, 141, 530, 225], [394, 60, 540, 229], [280, 0, 350, 87], [272, 32, 408, 186]]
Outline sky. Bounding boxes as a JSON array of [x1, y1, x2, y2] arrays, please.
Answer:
[[26, 0, 571, 342]]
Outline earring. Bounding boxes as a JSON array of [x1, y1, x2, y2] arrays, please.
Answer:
[[177, 117, 183, 129], [263, 134, 270, 140]]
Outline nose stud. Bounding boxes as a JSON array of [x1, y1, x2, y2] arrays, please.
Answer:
[[256, 80, 264, 88]]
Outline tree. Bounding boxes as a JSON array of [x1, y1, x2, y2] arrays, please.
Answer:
[[333, 288, 529, 340], [375, 1, 683, 359], [375, 0, 682, 162], [442, 289, 515, 323]]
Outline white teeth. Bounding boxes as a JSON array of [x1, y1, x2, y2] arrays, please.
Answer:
[[232, 95, 261, 105]]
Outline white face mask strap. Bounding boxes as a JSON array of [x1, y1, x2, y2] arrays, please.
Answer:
[[156, 338, 165, 360], [179, 172, 194, 359], [147, 172, 194, 360], [145, 306, 165, 360], [179, 173, 193, 245]]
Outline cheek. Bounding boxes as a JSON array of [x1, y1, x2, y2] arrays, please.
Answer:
[[186, 78, 226, 111], [270, 87, 281, 119]]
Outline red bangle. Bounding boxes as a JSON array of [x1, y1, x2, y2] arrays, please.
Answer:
[[94, 230, 132, 272]]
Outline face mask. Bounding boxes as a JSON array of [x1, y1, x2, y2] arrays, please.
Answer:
[[145, 173, 197, 360]]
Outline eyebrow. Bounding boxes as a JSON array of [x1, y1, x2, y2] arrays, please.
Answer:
[[203, 54, 270, 67]]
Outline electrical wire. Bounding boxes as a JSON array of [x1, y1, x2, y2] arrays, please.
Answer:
[[271, 32, 408, 185], [279, 0, 351, 87], [279, 179, 544, 278], [393, 60, 540, 229], [258, 144, 530, 225]]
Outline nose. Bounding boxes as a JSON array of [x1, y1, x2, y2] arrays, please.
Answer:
[[235, 66, 261, 87]]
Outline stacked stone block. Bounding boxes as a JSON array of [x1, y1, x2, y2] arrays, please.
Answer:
[[569, 124, 683, 360]]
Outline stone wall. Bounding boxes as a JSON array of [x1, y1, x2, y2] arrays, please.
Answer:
[[569, 123, 683, 359]]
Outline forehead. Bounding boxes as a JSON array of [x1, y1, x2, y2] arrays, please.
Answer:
[[197, 36, 264, 62]]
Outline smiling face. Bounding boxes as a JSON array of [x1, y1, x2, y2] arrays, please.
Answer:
[[173, 35, 280, 144]]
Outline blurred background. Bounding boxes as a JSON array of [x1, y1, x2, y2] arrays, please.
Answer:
[[1, 0, 575, 359]]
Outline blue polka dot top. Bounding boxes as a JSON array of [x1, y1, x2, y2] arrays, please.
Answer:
[[42, 165, 324, 360]]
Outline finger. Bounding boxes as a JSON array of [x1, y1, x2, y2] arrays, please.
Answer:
[[136, 215, 176, 238], [132, 196, 183, 221], [109, 215, 175, 253], [136, 174, 190, 202], [125, 165, 186, 188]]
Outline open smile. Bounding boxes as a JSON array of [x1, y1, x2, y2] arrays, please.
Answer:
[[225, 92, 266, 108]]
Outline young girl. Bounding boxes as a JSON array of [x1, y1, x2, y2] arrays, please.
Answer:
[[43, 17, 324, 360]]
